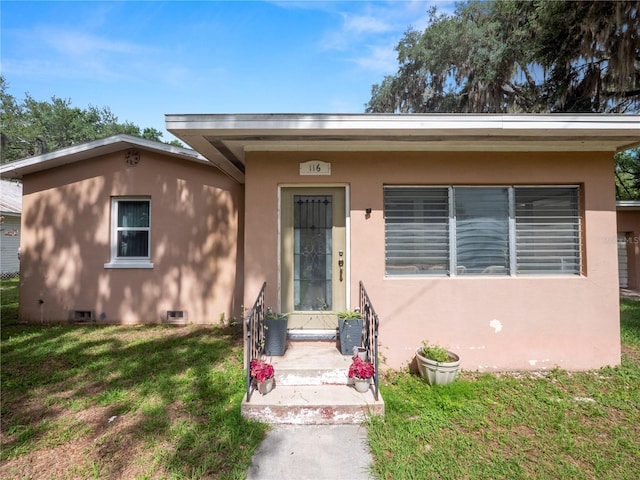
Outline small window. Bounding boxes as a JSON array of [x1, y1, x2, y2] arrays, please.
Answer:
[[104, 197, 153, 269]]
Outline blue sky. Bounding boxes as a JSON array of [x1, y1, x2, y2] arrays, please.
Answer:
[[1, 1, 451, 142]]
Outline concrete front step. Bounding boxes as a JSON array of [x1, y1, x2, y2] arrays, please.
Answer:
[[242, 342, 385, 424], [241, 384, 384, 425], [269, 342, 352, 386]]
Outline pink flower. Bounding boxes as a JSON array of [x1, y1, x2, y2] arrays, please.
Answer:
[[250, 359, 274, 382], [348, 356, 375, 379]]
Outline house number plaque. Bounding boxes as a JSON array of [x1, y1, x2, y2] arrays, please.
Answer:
[[300, 160, 331, 176]]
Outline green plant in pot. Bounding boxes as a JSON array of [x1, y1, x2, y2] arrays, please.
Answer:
[[415, 340, 460, 386], [263, 308, 288, 356], [338, 309, 363, 356]]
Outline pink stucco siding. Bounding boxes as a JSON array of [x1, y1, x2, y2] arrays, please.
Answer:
[[617, 209, 640, 291], [244, 150, 621, 372], [19, 149, 244, 324]]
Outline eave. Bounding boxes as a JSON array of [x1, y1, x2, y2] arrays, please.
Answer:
[[165, 114, 640, 184], [0, 134, 210, 180]]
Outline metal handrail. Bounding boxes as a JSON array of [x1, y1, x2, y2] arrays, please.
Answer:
[[359, 281, 380, 401], [245, 282, 266, 402]]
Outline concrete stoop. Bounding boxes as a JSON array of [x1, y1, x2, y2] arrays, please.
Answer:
[[241, 342, 385, 425]]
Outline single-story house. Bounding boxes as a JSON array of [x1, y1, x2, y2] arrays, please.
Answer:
[[1, 114, 638, 372], [0, 136, 243, 325], [0, 178, 22, 278]]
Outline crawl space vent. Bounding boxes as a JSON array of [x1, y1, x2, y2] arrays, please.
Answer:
[[69, 310, 95, 324], [164, 310, 187, 325]]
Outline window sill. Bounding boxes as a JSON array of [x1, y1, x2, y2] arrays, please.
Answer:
[[104, 261, 154, 269]]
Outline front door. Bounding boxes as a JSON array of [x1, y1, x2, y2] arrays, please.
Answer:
[[281, 187, 346, 329]]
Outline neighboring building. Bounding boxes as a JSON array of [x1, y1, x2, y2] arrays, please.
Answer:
[[0, 179, 22, 278], [617, 201, 640, 291], [1, 114, 639, 372]]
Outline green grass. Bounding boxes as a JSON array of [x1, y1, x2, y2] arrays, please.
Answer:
[[2, 278, 639, 479], [0, 276, 19, 326], [368, 297, 640, 480], [0, 277, 267, 479]]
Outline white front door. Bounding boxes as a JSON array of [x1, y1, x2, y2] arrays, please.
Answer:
[[280, 187, 347, 329]]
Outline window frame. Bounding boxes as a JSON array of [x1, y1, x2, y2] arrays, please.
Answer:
[[384, 185, 581, 277], [104, 197, 154, 269]]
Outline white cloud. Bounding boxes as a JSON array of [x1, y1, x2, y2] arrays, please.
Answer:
[[343, 13, 394, 35], [351, 44, 398, 73], [43, 29, 144, 57], [318, 1, 433, 76]]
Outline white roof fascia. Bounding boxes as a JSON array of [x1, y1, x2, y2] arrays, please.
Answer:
[[166, 114, 640, 153], [166, 114, 640, 184], [0, 134, 211, 179], [616, 200, 640, 210], [166, 113, 640, 135]]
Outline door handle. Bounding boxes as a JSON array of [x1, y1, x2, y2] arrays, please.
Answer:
[[338, 250, 344, 282]]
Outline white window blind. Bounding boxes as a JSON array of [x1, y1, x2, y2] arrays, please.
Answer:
[[384, 187, 449, 275], [384, 185, 581, 277], [515, 187, 580, 274]]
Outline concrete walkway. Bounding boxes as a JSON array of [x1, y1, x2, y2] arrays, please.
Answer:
[[246, 424, 375, 480]]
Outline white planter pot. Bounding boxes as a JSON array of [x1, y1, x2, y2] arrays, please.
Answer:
[[415, 347, 460, 386], [353, 377, 371, 393], [257, 377, 275, 395]]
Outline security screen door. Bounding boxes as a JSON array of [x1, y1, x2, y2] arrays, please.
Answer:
[[281, 187, 346, 329]]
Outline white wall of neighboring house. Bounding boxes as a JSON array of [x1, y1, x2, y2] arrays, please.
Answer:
[[0, 180, 22, 278]]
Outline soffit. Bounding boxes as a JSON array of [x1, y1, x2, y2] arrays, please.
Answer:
[[166, 114, 640, 184]]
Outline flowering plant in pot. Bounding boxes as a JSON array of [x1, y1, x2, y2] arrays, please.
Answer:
[[250, 359, 275, 395], [348, 356, 374, 393], [415, 341, 460, 386]]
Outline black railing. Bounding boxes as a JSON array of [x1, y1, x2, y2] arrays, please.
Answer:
[[359, 281, 380, 401], [245, 282, 266, 401]]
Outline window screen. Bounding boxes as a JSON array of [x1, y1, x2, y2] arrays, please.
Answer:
[[515, 187, 580, 274]]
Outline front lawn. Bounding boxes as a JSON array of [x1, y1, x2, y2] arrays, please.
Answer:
[[367, 298, 640, 479], [0, 294, 266, 479], [2, 277, 638, 479]]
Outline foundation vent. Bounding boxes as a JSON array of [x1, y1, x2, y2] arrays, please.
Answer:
[[164, 310, 187, 325], [69, 310, 95, 324]]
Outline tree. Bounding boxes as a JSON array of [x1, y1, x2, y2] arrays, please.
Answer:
[[616, 148, 640, 200], [0, 76, 178, 164], [366, 0, 640, 199], [366, 1, 639, 114]]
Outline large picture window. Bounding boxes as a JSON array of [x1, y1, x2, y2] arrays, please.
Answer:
[[384, 186, 580, 276], [104, 197, 153, 269]]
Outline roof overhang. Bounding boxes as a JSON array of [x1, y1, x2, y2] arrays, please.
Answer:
[[0, 134, 210, 179], [617, 200, 640, 211], [166, 114, 640, 184]]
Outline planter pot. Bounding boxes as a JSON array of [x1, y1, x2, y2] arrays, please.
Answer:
[[257, 377, 275, 395], [353, 347, 368, 361], [338, 317, 363, 356], [264, 314, 288, 356], [353, 377, 371, 393], [415, 347, 460, 386]]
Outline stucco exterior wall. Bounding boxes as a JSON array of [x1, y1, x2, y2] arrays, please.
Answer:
[[617, 210, 640, 291], [19, 149, 244, 324], [244, 150, 621, 372]]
